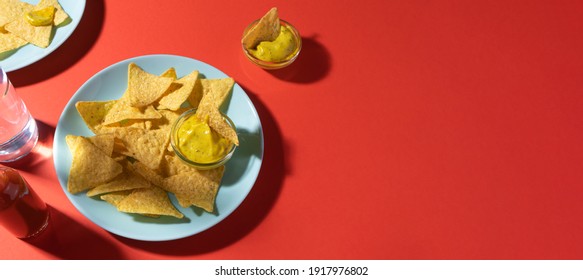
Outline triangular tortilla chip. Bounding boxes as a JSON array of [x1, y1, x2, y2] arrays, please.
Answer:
[[75, 100, 116, 134], [102, 96, 162, 126], [87, 170, 150, 197], [100, 190, 132, 207], [157, 70, 199, 111], [66, 134, 115, 157], [116, 187, 184, 219], [126, 63, 174, 108], [113, 127, 170, 170], [163, 166, 225, 212], [0, 0, 34, 27], [199, 78, 234, 109], [241, 7, 280, 49], [4, 15, 53, 48], [67, 137, 123, 194], [0, 29, 28, 53]]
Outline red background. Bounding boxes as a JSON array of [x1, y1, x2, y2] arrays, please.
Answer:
[[1, 0, 583, 259]]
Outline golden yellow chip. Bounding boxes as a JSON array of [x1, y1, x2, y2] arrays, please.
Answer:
[[195, 79, 239, 146], [157, 70, 199, 111], [102, 97, 162, 126], [67, 136, 123, 194], [0, 0, 33, 27], [163, 166, 225, 213], [0, 29, 27, 53], [75, 100, 116, 134], [116, 187, 184, 219], [200, 78, 234, 109], [100, 190, 132, 206], [126, 63, 174, 108], [128, 161, 165, 188], [113, 127, 170, 171], [87, 170, 150, 197], [4, 14, 53, 48], [241, 7, 280, 49], [66, 134, 115, 157], [160, 67, 177, 79]]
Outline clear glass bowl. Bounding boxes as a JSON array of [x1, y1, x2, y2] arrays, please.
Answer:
[[242, 19, 302, 70], [170, 108, 237, 170]]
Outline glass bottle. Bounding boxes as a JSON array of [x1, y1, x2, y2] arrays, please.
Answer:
[[0, 165, 49, 239]]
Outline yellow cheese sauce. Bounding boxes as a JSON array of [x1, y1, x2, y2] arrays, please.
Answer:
[[250, 25, 298, 62], [175, 115, 232, 163], [25, 7, 56, 26]]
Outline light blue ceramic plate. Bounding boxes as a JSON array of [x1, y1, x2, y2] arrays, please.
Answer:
[[0, 0, 86, 72], [53, 54, 264, 241]]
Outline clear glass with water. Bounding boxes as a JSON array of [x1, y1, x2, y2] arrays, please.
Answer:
[[0, 68, 38, 162]]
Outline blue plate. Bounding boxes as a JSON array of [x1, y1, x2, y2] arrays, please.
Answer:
[[0, 0, 86, 72], [53, 54, 264, 241]]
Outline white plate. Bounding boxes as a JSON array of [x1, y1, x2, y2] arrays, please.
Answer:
[[0, 0, 86, 72], [53, 54, 264, 241]]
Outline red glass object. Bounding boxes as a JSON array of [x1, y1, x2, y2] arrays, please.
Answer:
[[0, 165, 49, 239]]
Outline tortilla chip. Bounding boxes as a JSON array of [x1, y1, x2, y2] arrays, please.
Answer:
[[0, 0, 34, 27], [113, 127, 170, 170], [67, 137, 123, 194], [195, 78, 238, 146], [200, 78, 234, 108], [160, 67, 177, 79], [128, 161, 165, 188], [0, 29, 27, 53], [157, 70, 199, 111], [241, 7, 280, 49], [163, 166, 225, 212], [75, 100, 116, 134], [66, 134, 115, 157], [116, 187, 184, 219], [102, 97, 162, 126], [126, 63, 174, 108], [87, 171, 150, 197], [100, 190, 132, 206]]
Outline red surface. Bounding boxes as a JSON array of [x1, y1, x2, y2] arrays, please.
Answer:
[[1, 0, 583, 259]]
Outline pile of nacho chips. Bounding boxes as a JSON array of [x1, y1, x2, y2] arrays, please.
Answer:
[[67, 62, 238, 219], [0, 0, 69, 54]]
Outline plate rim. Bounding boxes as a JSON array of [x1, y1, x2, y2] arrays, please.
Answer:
[[0, 0, 87, 72], [53, 54, 264, 241]]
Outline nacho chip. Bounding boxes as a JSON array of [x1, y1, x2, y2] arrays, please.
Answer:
[[196, 108, 239, 146], [100, 190, 132, 206], [129, 161, 165, 188], [0, 29, 27, 53], [87, 171, 150, 197], [66, 134, 115, 157], [67, 137, 123, 194], [113, 127, 170, 170], [102, 97, 162, 126], [0, 0, 34, 27], [157, 70, 199, 111], [4, 14, 53, 48], [126, 63, 174, 108], [241, 7, 280, 49], [75, 100, 116, 134], [163, 166, 225, 212], [200, 78, 234, 108], [160, 67, 177, 79], [116, 187, 184, 219], [195, 78, 239, 146]]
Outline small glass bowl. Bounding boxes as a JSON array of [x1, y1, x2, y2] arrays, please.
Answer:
[[242, 19, 302, 70], [170, 108, 237, 170]]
